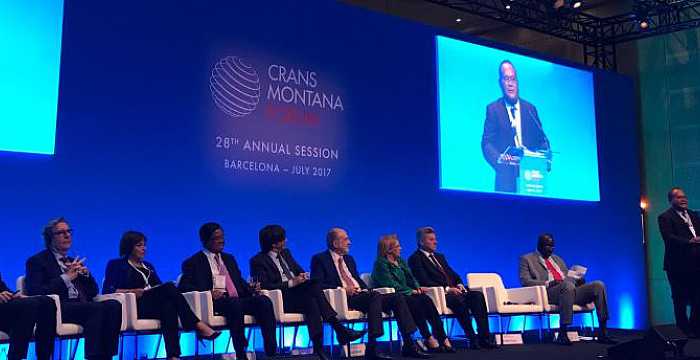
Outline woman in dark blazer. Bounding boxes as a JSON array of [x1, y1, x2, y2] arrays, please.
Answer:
[[103, 231, 220, 360], [371, 234, 453, 353]]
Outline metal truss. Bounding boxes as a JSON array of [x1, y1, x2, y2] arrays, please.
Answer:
[[425, 0, 700, 70]]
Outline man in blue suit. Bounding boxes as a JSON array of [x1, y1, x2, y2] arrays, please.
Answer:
[[311, 227, 429, 359], [481, 60, 550, 193]]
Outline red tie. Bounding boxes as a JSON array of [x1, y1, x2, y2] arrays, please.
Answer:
[[544, 258, 563, 281]]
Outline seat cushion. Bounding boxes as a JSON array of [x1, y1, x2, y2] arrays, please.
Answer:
[[498, 304, 541, 314], [133, 319, 161, 331], [0, 331, 9, 341], [58, 323, 83, 336], [279, 313, 304, 323]]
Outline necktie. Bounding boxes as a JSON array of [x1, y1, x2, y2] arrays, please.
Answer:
[[544, 258, 563, 281], [277, 253, 294, 280], [215, 254, 238, 298], [337, 256, 356, 289], [429, 254, 454, 287]]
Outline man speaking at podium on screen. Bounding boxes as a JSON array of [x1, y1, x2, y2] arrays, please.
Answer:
[[481, 60, 550, 193]]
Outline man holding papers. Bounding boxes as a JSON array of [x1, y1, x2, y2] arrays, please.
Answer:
[[519, 233, 614, 345]]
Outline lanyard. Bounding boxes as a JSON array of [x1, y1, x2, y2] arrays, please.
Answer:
[[128, 260, 152, 289]]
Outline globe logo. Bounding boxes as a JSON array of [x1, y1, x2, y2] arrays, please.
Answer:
[[210, 56, 260, 118]]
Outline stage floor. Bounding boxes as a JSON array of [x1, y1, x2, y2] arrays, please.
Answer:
[[187, 329, 700, 360]]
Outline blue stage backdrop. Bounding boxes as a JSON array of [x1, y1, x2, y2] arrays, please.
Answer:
[[0, 1, 645, 356]]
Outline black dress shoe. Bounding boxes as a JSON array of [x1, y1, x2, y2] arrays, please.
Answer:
[[336, 328, 367, 345], [469, 341, 481, 350], [401, 344, 432, 359], [554, 333, 573, 346], [366, 345, 393, 360], [596, 335, 618, 345]]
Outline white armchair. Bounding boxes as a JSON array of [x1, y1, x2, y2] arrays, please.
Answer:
[[0, 331, 8, 341], [359, 273, 395, 296], [16, 276, 84, 337], [467, 273, 543, 341]]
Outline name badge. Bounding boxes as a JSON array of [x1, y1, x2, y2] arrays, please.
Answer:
[[214, 275, 226, 289]]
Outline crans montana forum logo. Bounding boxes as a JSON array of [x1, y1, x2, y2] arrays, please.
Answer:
[[210, 56, 260, 118]]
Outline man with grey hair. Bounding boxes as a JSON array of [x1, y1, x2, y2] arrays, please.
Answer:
[[408, 226, 495, 349], [26, 217, 123, 360], [519, 233, 615, 345], [311, 227, 429, 359]]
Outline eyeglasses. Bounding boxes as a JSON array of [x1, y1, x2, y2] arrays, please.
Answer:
[[501, 76, 518, 83], [53, 229, 73, 237]]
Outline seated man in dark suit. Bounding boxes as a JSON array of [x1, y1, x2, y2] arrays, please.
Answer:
[[407, 226, 496, 349], [0, 272, 56, 360], [311, 227, 430, 360], [250, 225, 365, 360], [178, 222, 277, 359], [25, 217, 122, 360], [658, 187, 700, 336], [519, 233, 615, 345]]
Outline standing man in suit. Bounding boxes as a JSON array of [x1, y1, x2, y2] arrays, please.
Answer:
[[407, 227, 496, 349], [25, 217, 122, 360], [658, 187, 700, 336], [178, 222, 277, 359], [0, 272, 56, 360], [519, 233, 614, 345], [250, 225, 365, 360], [311, 227, 430, 359], [481, 60, 550, 193]]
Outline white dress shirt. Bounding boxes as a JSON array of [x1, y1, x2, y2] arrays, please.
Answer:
[[202, 249, 223, 289], [330, 250, 360, 289]]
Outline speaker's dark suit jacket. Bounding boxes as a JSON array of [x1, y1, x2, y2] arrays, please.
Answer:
[[407, 250, 462, 287], [658, 208, 700, 273], [310, 251, 369, 290], [481, 98, 550, 192], [250, 248, 305, 290]]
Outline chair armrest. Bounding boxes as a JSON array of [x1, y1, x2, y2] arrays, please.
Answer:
[[183, 291, 202, 317], [46, 294, 64, 333], [423, 287, 445, 314], [372, 287, 395, 294], [469, 286, 496, 313], [505, 286, 542, 305], [94, 293, 128, 331], [260, 289, 284, 321]]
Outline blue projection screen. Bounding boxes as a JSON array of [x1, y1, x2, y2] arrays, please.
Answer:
[[0, 0, 63, 155], [437, 35, 600, 201]]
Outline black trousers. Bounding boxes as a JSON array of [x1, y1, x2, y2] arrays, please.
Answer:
[[667, 270, 700, 333], [137, 283, 199, 357], [214, 295, 277, 356], [445, 291, 490, 340], [61, 299, 122, 359], [0, 296, 56, 360], [282, 280, 338, 345], [405, 293, 447, 342], [348, 291, 417, 341]]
